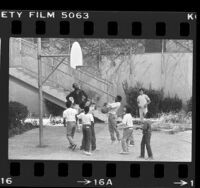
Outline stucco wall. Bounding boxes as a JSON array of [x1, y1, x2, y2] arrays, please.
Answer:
[[10, 38, 193, 109], [100, 52, 193, 103]]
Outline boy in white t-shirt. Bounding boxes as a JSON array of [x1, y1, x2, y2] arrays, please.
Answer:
[[77, 106, 94, 155], [137, 88, 151, 120], [118, 106, 134, 154], [107, 95, 122, 143], [63, 100, 78, 150]]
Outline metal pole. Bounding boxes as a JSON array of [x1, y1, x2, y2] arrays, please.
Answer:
[[161, 39, 164, 74], [37, 38, 44, 147]]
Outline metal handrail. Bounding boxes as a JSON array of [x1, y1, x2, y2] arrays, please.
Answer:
[[19, 65, 71, 92], [20, 65, 115, 98], [13, 38, 115, 98], [20, 38, 113, 86]]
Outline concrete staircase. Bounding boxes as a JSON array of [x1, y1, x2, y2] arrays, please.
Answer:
[[9, 67, 108, 122]]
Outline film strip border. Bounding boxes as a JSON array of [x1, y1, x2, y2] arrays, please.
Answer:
[[5, 161, 193, 187], [7, 20, 193, 37], [0, 11, 197, 187], [0, 11, 197, 38]]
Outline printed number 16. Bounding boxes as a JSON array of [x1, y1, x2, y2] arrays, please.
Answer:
[[0, 178, 13, 185]]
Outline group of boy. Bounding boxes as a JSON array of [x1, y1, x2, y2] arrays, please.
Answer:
[[63, 83, 96, 155], [63, 83, 153, 159], [106, 89, 153, 159]]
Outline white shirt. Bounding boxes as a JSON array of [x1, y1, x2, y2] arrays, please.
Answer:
[[137, 94, 150, 108], [122, 113, 134, 128], [63, 108, 78, 122], [77, 112, 94, 125], [107, 102, 121, 115]]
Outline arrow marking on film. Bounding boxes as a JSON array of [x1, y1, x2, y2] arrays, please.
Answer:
[[77, 179, 92, 185], [173, 180, 188, 186]]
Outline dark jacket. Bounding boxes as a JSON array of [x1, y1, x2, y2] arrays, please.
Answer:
[[66, 89, 88, 106]]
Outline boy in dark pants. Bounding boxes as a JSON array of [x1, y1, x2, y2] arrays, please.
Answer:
[[79, 102, 96, 151], [137, 120, 153, 160], [77, 106, 94, 155], [80, 119, 96, 151]]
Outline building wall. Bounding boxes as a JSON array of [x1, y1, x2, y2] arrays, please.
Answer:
[[100, 52, 193, 104], [10, 38, 193, 110]]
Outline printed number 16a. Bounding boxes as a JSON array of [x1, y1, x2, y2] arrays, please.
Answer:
[[0, 178, 13, 185], [190, 180, 194, 187], [94, 179, 112, 186]]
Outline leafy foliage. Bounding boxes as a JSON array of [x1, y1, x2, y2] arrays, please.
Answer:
[[9, 101, 29, 129], [160, 96, 182, 113], [186, 96, 192, 112], [124, 84, 183, 118]]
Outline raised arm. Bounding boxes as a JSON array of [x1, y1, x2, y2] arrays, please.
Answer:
[[81, 90, 88, 103], [146, 95, 151, 104], [66, 92, 73, 101]]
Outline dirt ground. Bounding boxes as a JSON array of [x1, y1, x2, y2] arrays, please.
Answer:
[[8, 123, 192, 161]]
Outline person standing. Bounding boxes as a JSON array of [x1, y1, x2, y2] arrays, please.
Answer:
[[77, 106, 94, 155], [63, 100, 78, 150], [137, 88, 151, 120], [118, 106, 134, 154], [137, 120, 153, 160], [107, 95, 122, 143], [66, 83, 88, 111]]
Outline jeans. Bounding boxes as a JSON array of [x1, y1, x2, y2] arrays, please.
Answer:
[[108, 114, 120, 141], [66, 121, 76, 146], [141, 133, 153, 157], [82, 124, 92, 152], [91, 123, 96, 150], [129, 133, 134, 145], [81, 123, 96, 151], [121, 128, 133, 152]]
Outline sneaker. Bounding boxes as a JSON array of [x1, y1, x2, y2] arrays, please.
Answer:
[[84, 151, 92, 156], [92, 148, 99, 152], [119, 151, 129, 154], [71, 144, 77, 151], [138, 156, 144, 159], [146, 156, 154, 160], [80, 146, 84, 150], [68, 145, 73, 149], [129, 143, 134, 147]]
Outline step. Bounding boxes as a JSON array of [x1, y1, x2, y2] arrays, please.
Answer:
[[10, 67, 106, 122]]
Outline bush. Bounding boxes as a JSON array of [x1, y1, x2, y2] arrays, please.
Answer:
[[145, 88, 164, 118], [9, 101, 29, 129], [186, 96, 192, 112], [8, 101, 39, 137], [125, 87, 163, 117], [125, 86, 183, 118], [160, 95, 182, 113]]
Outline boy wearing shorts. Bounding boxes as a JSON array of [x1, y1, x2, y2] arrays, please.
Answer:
[[137, 89, 151, 120]]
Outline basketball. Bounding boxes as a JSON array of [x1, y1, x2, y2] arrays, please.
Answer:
[[101, 106, 109, 114]]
